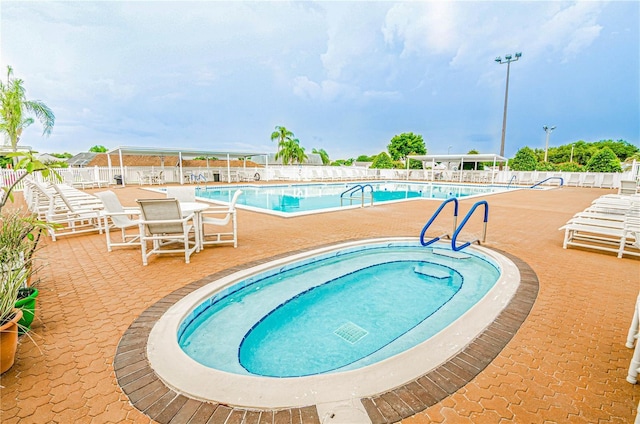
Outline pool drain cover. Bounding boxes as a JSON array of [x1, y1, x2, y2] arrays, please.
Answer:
[[334, 322, 368, 344]]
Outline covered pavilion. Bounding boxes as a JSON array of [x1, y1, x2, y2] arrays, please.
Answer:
[[106, 146, 270, 186], [407, 153, 508, 184]]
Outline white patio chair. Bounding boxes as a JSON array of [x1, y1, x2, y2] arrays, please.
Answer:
[[136, 198, 197, 265], [200, 190, 242, 248], [95, 191, 141, 251]]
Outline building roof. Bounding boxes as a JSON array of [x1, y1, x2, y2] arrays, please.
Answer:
[[106, 146, 269, 159], [66, 152, 97, 167], [407, 153, 508, 163]]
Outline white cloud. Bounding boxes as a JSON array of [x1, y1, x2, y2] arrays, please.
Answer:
[[382, 2, 459, 57]]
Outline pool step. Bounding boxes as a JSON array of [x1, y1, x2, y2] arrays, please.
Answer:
[[413, 265, 453, 280], [432, 248, 471, 259]]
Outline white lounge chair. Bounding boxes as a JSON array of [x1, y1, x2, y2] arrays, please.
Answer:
[[43, 184, 104, 241], [620, 180, 639, 196], [136, 198, 197, 265], [560, 201, 640, 258], [95, 191, 141, 251], [566, 174, 581, 187], [600, 174, 615, 189], [200, 190, 242, 248], [582, 174, 596, 188]]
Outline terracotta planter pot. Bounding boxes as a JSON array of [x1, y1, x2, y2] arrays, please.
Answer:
[[0, 309, 23, 374]]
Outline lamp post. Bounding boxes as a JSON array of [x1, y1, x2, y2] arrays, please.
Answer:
[[570, 144, 574, 163], [447, 145, 452, 154], [543, 125, 556, 162], [495, 52, 522, 158]]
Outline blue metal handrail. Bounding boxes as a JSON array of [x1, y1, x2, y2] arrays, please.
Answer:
[[340, 184, 374, 207], [451, 200, 489, 251], [530, 176, 564, 189], [506, 175, 517, 189], [419, 197, 459, 247]]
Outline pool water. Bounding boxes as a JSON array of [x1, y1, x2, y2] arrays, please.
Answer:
[[178, 242, 500, 377], [195, 182, 509, 215]]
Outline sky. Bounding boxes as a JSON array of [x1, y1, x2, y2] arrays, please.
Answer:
[[1, 1, 638, 160]]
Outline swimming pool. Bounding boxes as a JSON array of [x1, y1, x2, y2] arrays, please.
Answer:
[[194, 182, 513, 217], [147, 238, 520, 408]]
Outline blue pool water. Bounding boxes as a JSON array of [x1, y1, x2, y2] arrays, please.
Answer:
[[195, 182, 509, 215], [178, 241, 500, 377]]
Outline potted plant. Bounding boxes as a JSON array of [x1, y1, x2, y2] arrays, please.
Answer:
[[0, 241, 28, 373], [0, 209, 43, 334]]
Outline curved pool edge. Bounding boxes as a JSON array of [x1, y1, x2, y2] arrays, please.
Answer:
[[114, 240, 539, 423]]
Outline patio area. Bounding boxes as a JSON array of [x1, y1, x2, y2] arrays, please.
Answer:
[[0, 184, 638, 423]]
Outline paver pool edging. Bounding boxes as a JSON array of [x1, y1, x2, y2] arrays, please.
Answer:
[[114, 244, 538, 424]]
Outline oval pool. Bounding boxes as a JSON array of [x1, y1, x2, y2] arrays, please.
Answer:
[[147, 238, 520, 408]]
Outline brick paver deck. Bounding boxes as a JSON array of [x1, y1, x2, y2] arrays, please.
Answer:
[[1, 184, 638, 423]]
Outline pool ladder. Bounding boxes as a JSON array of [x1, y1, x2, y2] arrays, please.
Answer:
[[530, 176, 564, 188], [340, 184, 374, 208], [420, 198, 489, 251]]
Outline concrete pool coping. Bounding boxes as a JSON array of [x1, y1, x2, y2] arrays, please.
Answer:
[[114, 241, 539, 424], [146, 181, 524, 218]]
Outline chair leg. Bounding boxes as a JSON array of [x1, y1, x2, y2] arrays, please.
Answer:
[[232, 213, 238, 248], [104, 216, 112, 252]]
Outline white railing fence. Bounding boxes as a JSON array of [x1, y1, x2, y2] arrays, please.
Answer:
[[1, 165, 637, 192]]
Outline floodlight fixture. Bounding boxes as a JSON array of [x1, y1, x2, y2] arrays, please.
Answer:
[[543, 125, 556, 162], [494, 52, 523, 158]]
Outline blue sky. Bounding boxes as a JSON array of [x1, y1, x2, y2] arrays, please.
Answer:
[[1, 1, 638, 160]]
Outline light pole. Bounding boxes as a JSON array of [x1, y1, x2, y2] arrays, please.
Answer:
[[447, 145, 452, 154], [495, 52, 522, 158], [543, 125, 556, 162], [570, 144, 574, 163]]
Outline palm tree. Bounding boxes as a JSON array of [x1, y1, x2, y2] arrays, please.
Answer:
[[276, 138, 308, 165], [270, 126, 294, 154], [312, 148, 330, 165], [0, 66, 55, 153]]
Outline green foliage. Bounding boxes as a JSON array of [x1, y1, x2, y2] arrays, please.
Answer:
[[51, 152, 72, 159], [509, 147, 538, 171], [270, 125, 294, 151], [275, 138, 307, 165], [1, 151, 61, 212], [557, 162, 584, 172], [387, 132, 426, 161], [371, 152, 395, 169], [535, 161, 558, 171], [331, 158, 354, 166], [0, 66, 55, 152], [585, 147, 622, 172], [591, 139, 638, 160], [312, 148, 330, 165], [519, 139, 638, 169], [355, 154, 375, 162], [193, 156, 218, 160], [408, 158, 423, 169], [89, 145, 107, 153], [0, 155, 11, 168], [462, 150, 481, 170]]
